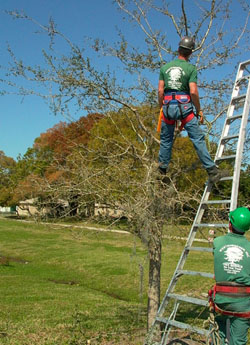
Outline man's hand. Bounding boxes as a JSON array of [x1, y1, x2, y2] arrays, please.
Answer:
[[198, 110, 204, 124]]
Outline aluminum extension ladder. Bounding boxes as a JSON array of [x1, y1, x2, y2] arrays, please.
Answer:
[[144, 59, 250, 345]]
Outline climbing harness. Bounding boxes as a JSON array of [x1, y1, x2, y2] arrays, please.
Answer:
[[206, 284, 250, 345], [208, 286, 250, 318], [157, 107, 196, 133], [162, 91, 193, 121], [157, 91, 203, 133]]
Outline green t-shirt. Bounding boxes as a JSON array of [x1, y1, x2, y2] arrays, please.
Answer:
[[213, 233, 250, 311], [159, 59, 197, 93]]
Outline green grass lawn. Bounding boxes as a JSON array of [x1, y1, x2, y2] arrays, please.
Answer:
[[0, 217, 216, 345]]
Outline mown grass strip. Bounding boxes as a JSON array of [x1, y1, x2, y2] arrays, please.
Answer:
[[0, 218, 215, 344]]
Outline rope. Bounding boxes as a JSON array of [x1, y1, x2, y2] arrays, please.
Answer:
[[203, 305, 221, 345]]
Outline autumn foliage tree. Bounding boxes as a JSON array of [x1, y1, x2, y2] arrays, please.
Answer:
[[0, 151, 17, 206], [34, 113, 103, 160], [9, 113, 103, 209]]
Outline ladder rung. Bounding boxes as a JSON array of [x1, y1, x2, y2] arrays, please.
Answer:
[[220, 176, 233, 181], [232, 94, 246, 103], [177, 270, 214, 279], [236, 75, 250, 85], [202, 200, 231, 204], [195, 223, 228, 228], [216, 155, 236, 161], [226, 114, 242, 122], [187, 246, 213, 253], [168, 293, 208, 306], [207, 176, 233, 182], [221, 134, 239, 141], [156, 317, 209, 337]]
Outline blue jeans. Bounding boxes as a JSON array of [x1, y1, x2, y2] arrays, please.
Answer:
[[159, 116, 215, 170]]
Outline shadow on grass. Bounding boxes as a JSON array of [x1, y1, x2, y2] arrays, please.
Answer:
[[0, 214, 24, 220], [69, 304, 146, 332], [0, 255, 30, 266], [167, 336, 206, 345], [176, 304, 209, 322], [168, 339, 190, 345], [48, 278, 79, 285], [158, 305, 209, 345], [115, 304, 147, 326]]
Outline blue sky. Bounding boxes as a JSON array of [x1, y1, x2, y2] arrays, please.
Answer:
[[0, 0, 249, 160], [0, 0, 130, 160]]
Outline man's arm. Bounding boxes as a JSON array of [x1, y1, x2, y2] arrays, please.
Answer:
[[158, 80, 165, 107], [189, 82, 201, 114]]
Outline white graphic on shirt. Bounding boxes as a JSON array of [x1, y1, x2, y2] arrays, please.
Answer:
[[221, 245, 244, 274], [165, 67, 185, 89]]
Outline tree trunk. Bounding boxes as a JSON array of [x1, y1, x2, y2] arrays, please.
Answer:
[[147, 232, 162, 330]]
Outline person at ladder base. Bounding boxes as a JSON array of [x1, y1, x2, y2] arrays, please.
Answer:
[[158, 36, 225, 183], [211, 207, 250, 345]]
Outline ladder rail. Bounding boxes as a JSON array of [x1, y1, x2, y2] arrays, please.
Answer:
[[156, 180, 212, 318], [157, 184, 213, 318], [230, 77, 250, 210], [216, 63, 244, 159]]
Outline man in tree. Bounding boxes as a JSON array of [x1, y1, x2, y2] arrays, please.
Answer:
[[158, 36, 225, 183], [212, 207, 250, 345]]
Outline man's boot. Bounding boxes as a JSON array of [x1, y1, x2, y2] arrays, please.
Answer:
[[158, 166, 171, 184], [158, 166, 167, 175], [206, 165, 228, 184]]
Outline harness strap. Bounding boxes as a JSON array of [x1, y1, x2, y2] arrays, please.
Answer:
[[161, 116, 175, 125], [165, 101, 185, 120], [164, 94, 191, 103], [215, 285, 250, 294], [178, 113, 195, 131], [214, 303, 250, 318], [162, 112, 195, 128]]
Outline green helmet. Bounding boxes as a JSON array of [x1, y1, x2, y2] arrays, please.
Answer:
[[179, 36, 195, 51], [229, 207, 250, 233]]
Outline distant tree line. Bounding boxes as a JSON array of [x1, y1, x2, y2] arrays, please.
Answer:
[[1, 108, 249, 218]]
